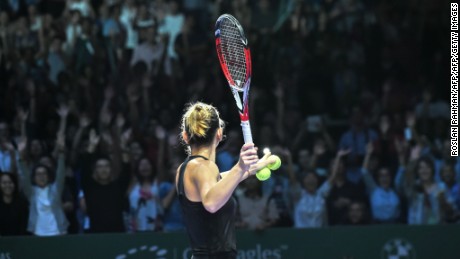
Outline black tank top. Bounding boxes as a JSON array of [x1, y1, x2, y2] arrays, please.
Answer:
[[177, 155, 237, 259]]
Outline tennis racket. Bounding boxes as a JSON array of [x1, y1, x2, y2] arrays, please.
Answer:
[[214, 14, 253, 144]]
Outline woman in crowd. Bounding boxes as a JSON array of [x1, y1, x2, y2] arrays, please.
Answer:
[[0, 172, 29, 236], [236, 176, 279, 230], [361, 142, 401, 223], [159, 159, 185, 232], [396, 156, 454, 225], [18, 134, 69, 236], [128, 157, 163, 232], [291, 149, 349, 228]]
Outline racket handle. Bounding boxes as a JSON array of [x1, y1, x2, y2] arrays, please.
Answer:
[[241, 120, 253, 144]]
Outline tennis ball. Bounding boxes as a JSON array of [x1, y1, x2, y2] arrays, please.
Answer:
[[256, 167, 271, 181], [267, 155, 281, 170]]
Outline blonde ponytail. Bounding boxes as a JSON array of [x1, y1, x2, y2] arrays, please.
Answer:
[[181, 102, 221, 146]]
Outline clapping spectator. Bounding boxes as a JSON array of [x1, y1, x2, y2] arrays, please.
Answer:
[[396, 156, 454, 225]]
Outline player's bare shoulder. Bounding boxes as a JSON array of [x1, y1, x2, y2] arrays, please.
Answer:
[[188, 158, 220, 180]]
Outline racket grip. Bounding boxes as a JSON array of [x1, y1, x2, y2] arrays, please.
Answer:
[[241, 120, 253, 144]]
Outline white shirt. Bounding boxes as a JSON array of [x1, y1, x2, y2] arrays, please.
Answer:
[[294, 182, 331, 228], [69, 1, 91, 17], [65, 24, 82, 51], [120, 5, 138, 49], [237, 193, 278, 230], [130, 42, 164, 72], [34, 186, 60, 236], [129, 183, 162, 231], [158, 14, 184, 59]]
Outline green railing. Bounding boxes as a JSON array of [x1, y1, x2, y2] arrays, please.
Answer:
[[0, 225, 458, 259]]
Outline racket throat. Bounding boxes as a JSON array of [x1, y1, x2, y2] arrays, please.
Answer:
[[232, 90, 243, 111]]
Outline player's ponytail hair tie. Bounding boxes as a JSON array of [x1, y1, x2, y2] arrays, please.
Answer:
[[181, 102, 222, 146]]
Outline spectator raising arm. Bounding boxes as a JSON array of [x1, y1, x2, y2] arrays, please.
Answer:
[[26, 80, 37, 126], [361, 142, 377, 194], [329, 149, 351, 185], [53, 104, 70, 159], [126, 84, 141, 134], [17, 109, 28, 140], [55, 133, 67, 196], [70, 114, 91, 167], [17, 137, 31, 198]]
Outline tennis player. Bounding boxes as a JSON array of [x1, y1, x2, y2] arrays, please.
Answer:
[[176, 102, 274, 259]]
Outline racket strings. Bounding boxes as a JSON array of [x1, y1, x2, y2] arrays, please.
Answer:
[[219, 19, 247, 90]]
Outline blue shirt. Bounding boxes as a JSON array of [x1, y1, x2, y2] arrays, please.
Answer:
[[339, 129, 378, 157], [339, 129, 378, 183], [159, 182, 184, 231], [0, 150, 17, 173], [444, 183, 460, 210], [434, 158, 460, 185], [103, 19, 121, 37], [362, 168, 400, 222], [216, 150, 237, 172]]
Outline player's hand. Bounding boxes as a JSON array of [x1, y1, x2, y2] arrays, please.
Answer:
[[247, 152, 278, 176], [237, 143, 259, 174]]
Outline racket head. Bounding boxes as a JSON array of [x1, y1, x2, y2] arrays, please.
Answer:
[[215, 14, 252, 93]]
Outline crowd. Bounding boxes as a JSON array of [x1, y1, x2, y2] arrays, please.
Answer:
[[0, 0, 455, 237]]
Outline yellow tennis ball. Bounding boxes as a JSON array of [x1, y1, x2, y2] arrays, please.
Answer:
[[256, 167, 271, 181], [267, 155, 281, 170]]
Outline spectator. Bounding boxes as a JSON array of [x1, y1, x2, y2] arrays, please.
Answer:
[[128, 157, 163, 232], [396, 157, 454, 225], [216, 130, 242, 172], [327, 154, 366, 225], [120, 0, 138, 52], [0, 172, 28, 236], [343, 201, 370, 226], [130, 26, 165, 73], [66, 0, 94, 18], [159, 159, 185, 232], [64, 10, 82, 53], [339, 107, 378, 183], [291, 149, 349, 228], [362, 142, 401, 223], [157, 0, 184, 76], [440, 164, 459, 212], [264, 147, 294, 227], [79, 129, 129, 233], [18, 134, 69, 236], [235, 177, 278, 230], [0, 122, 15, 173]]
